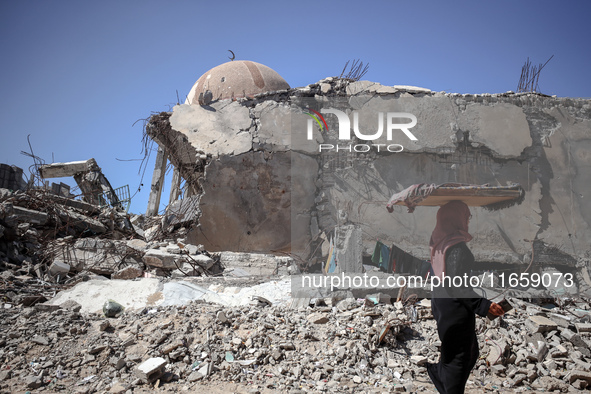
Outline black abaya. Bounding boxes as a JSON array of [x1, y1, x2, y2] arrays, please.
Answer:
[[427, 242, 491, 394]]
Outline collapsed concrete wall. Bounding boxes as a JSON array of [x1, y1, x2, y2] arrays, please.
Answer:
[[146, 78, 591, 271]]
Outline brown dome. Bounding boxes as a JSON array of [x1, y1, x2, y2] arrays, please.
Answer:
[[186, 60, 290, 104]]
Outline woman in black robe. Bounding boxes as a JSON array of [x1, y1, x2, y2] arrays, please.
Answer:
[[426, 201, 504, 394]]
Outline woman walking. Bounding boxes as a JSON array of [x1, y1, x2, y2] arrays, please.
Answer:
[[426, 200, 504, 394]]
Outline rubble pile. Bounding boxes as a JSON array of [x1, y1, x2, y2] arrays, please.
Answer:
[[0, 187, 229, 308], [2, 292, 591, 393]]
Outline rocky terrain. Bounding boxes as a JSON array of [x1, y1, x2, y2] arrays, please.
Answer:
[[2, 289, 591, 393]]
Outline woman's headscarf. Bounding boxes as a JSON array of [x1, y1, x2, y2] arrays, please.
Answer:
[[429, 200, 472, 278]]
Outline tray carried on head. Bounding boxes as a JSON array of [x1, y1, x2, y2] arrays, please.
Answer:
[[386, 183, 525, 213]]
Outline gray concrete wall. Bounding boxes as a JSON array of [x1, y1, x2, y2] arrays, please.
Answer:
[[151, 79, 591, 269]]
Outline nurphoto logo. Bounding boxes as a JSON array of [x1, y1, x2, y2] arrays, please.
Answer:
[[305, 108, 418, 153]]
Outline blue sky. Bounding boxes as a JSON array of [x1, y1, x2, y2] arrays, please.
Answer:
[[1, 1, 589, 214]]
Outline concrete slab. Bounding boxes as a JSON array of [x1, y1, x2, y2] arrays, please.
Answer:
[[46, 277, 293, 314]]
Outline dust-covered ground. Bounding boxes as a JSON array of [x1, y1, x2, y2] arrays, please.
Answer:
[[1, 288, 590, 393]]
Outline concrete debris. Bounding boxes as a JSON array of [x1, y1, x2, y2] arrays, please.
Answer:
[[1, 185, 294, 314], [39, 158, 123, 210], [135, 357, 167, 382], [1, 291, 591, 392]]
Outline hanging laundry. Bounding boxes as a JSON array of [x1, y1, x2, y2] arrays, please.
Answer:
[[390, 244, 424, 276], [324, 236, 337, 274], [371, 240, 391, 273]]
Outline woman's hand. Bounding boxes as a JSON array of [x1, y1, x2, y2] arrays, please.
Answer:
[[488, 302, 505, 317]]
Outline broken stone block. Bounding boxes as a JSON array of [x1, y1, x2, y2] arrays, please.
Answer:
[[560, 328, 588, 348], [127, 239, 148, 252], [111, 266, 143, 280], [49, 259, 70, 278], [192, 254, 215, 269], [184, 243, 202, 255], [89, 344, 107, 355], [576, 323, 591, 333], [135, 357, 167, 382], [307, 312, 329, 324], [166, 244, 181, 254], [109, 382, 128, 393], [510, 373, 527, 386], [525, 315, 558, 333], [548, 313, 571, 328], [490, 365, 506, 375], [526, 369, 538, 382], [60, 299, 82, 312], [528, 340, 548, 362], [217, 311, 230, 324], [162, 340, 184, 355], [0, 370, 11, 382], [486, 340, 508, 365], [188, 370, 203, 382], [25, 375, 42, 389], [570, 370, 591, 385], [410, 355, 427, 366], [198, 361, 211, 377]]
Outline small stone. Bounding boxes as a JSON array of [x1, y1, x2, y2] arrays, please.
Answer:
[[109, 382, 127, 394], [166, 244, 181, 254], [162, 340, 184, 354], [114, 358, 126, 370], [0, 370, 11, 381], [188, 371, 203, 382], [279, 342, 295, 350], [197, 361, 210, 377], [127, 239, 148, 251], [103, 300, 124, 318], [271, 349, 282, 361], [99, 320, 111, 332], [89, 344, 107, 355], [31, 335, 49, 346], [320, 83, 331, 94], [217, 311, 230, 324], [353, 376, 362, 384]]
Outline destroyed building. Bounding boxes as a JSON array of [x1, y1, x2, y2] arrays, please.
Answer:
[[4, 59, 591, 393], [144, 60, 591, 284]]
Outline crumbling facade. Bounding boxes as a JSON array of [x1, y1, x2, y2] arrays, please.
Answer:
[[145, 67, 591, 282]]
